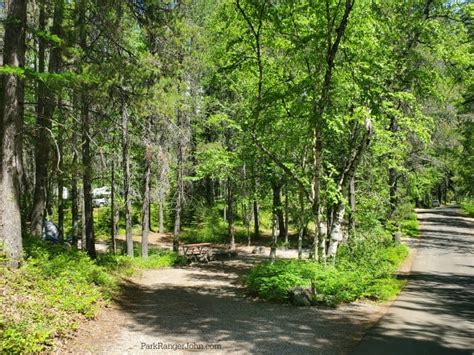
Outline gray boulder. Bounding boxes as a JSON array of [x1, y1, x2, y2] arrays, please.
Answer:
[[289, 287, 314, 307]]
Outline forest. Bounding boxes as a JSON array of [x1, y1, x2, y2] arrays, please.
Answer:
[[0, 0, 473, 353]]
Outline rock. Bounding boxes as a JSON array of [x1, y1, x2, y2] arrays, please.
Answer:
[[289, 287, 314, 307], [214, 250, 238, 260], [251, 246, 266, 254]]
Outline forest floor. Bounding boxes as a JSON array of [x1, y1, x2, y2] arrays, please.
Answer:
[[62, 247, 394, 354]]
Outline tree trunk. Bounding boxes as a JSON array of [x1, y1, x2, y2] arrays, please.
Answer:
[[81, 100, 96, 259], [81, 188, 86, 249], [159, 195, 164, 234], [348, 176, 356, 237], [227, 177, 235, 250], [173, 110, 186, 252], [78, 0, 95, 259], [327, 118, 373, 258], [31, 0, 64, 239], [0, 0, 26, 267], [272, 181, 285, 241], [253, 199, 260, 238], [311, 129, 323, 260], [298, 188, 305, 260], [71, 135, 79, 248], [148, 201, 152, 232], [246, 203, 251, 246], [388, 115, 399, 217], [30, 3, 49, 238], [141, 145, 152, 258], [110, 155, 117, 254], [284, 185, 289, 244], [327, 204, 345, 259], [269, 214, 277, 262], [121, 104, 133, 257], [57, 130, 64, 241]]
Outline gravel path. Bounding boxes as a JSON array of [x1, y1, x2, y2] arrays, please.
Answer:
[[64, 252, 388, 354], [352, 207, 474, 354]]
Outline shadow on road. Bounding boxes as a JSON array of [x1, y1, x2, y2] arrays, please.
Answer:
[[397, 271, 474, 321], [112, 257, 377, 354]]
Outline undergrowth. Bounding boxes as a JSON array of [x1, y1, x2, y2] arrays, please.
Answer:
[[0, 239, 184, 354], [246, 237, 409, 306], [400, 211, 420, 238], [461, 200, 474, 217]]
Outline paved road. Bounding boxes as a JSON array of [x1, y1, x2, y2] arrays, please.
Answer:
[[353, 207, 474, 355]]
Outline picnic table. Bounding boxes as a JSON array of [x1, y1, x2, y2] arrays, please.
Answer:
[[182, 243, 212, 262]]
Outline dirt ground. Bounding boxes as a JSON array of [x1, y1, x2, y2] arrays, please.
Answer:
[[61, 242, 398, 354]]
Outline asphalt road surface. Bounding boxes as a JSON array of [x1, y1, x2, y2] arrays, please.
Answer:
[[352, 206, 474, 355]]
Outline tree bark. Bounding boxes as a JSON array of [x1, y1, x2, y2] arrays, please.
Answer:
[[311, 129, 323, 260], [269, 214, 277, 262], [298, 188, 305, 259], [71, 133, 79, 248], [141, 145, 152, 258], [81, 100, 96, 259], [0, 0, 26, 267], [310, 0, 355, 260], [227, 177, 235, 250], [121, 103, 133, 257], [253, 199, 260, 238], [57, 127, 64, 241], [81, 187, 86, 249], [348, 176, 356, 237], [284, 185, 289, 244], [272, 181, 285, 240], [327, 118, 373, 258], [159, 195, 164, 234], [246, 203, 251, 246], [31, 0, 64, 239], [327, 204, 345, 259], [30, 2, 49, 238], [78, 0, 95, 259], [110, 154, 117, 254], [173, 110, 186, 252]]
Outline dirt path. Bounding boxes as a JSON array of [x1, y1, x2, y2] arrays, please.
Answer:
[[64, 251, 389, 354], [352, 207, 474, 354]]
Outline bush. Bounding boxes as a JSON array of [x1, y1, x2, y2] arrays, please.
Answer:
[[0, 239, 117, 354], [461, 200, 474, 217], [400, 211, 420, 238], [246, 237, 408, 306], [0, 240, 185, 353], [97, 248, 187, 276]]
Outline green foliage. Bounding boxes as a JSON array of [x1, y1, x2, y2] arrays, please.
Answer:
[[0, 239, 117, 354], [389, 202, 420, 237], [0, 238, 185, 353], [461, 200, 474, 217], [400, 213, 420, 238], [97, 248, 187, 276], [246, 238, 408, 306]]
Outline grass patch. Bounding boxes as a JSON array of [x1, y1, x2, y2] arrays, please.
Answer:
[[0, 239, 185, 354], [461, 200, 474, 217], [400, 211, 420, 238], [97, 248, 187, 277], [246, 238, 408, 306]]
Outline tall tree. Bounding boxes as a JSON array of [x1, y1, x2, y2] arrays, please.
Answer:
[[0, 0, 27, 267]]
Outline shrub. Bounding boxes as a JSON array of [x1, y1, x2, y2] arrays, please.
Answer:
[[399, 211, 420, 237], [246, 238, 408, 306], [0, 240, 185, 353], [461, 200, 474, 217], [0, 239, 117, 354], [97, 248, 187, 275]]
